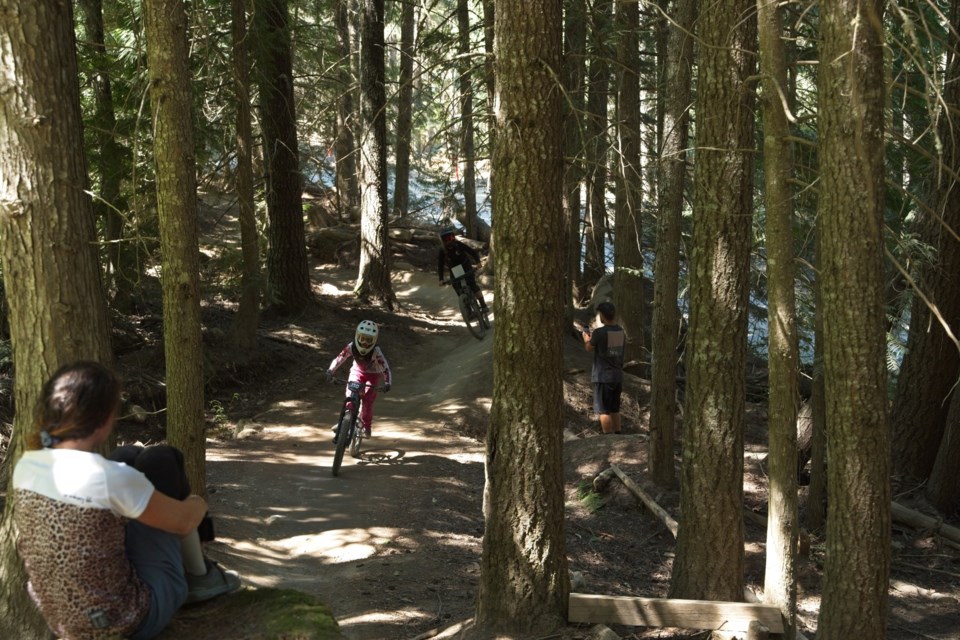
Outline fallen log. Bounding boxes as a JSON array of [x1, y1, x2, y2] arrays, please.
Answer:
[[608, 464, 678, 537], [891, 501, 960, 545]]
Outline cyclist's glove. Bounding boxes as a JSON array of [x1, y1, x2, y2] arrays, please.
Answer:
[[325, 369, 334, 383], [383, 382, 391, 393]]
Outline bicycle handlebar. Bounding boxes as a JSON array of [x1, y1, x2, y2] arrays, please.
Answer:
[[329, 376, 387, 392]]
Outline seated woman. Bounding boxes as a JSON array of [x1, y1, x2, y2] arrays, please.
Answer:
[[12, 361, 240, 639]]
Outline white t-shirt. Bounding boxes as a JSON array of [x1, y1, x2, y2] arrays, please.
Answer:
[[14, 448, 154, 518], [13, 449, 156, 638]]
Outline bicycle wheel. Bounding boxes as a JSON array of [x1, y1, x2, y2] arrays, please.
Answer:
[[459, 295, 486, 340], [349, 418, 363, 458], [332, 410, 352, 476]]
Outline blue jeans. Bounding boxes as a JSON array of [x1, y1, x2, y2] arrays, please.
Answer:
[[127, 521, 188, 639], [110, 445, 190, 639]]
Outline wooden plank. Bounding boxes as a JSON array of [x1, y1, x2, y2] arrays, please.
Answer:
[[568, 593, 785, 633]]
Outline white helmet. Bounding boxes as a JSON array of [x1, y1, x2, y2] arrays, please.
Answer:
[[355, 320, 379, 355]]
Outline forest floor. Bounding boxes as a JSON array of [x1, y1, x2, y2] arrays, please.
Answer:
[[3, 205, 960, 639]]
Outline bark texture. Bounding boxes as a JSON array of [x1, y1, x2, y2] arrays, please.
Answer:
[[649, 0, 695, 489], [891, 0, 960, 482], [562, 0, 587, 318], [472, 0, 568, 634], [229, 0, 261, 350], [580, 0, 612, 291], [77, 0, 131, 305], [757, 0, 799, 632], [354, 0, 394, 305], [456, 0, 478, 240], [816, 1, 890, 637], [254, 0, 312, 314], [669, 0, 755, 602], [612, 0, 644, 367], [335, 0, 360, 221], [0, 1, 112, 635], [143, 0, 207, 492], [392, 0, 415, 218]]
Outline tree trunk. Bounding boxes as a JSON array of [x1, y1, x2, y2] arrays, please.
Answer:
[[816, 2, 890, 637], [806, 216, 827, 531], [669, 0, 755, 602], [562, 0, 587, 320], [457, 0, 479, 240], [757, 0, 799, 634], [335, 0, 360, 221], [580, 0, 612, 292], [0, 1, 112, 635], [143, 0, 207, 494], [228, 0, 261, 351], [471, 0, 568, 634], [480, 0, 497, 275], [649, 0, 696, 490], [354, 0, 394, 306], [76, 0, 132, 308], [927, 387, 960, 512], [254, 0, 312, 315], [612, 0, 644, 368], [392, 0, 416, 218], [890, 0, 960, 481], [921, 0, 960, 514]]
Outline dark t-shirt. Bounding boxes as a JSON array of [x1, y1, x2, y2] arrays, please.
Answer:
[[589, 324, 625, 383], [437, 241, 480, 281]]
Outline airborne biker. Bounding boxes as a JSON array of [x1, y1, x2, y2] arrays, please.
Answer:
[[437, 226, 489, 314]]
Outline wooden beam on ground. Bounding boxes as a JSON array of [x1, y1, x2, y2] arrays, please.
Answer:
[[568, 593, 784, 634], [609, 464, 678, 537]]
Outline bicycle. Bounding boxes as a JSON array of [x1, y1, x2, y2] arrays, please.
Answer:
[[329, 377, 385, 476], [443, 264, 490, 340]]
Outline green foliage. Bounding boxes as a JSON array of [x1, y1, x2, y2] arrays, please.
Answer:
[[208, 399, 228, 425], [208, 393, 241, 426]]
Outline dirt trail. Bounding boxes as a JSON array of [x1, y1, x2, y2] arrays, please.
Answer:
[[201, 266, 495, 639]]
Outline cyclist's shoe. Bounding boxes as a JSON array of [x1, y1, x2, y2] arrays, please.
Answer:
[[185, 559, 241, 604], [363, 425, 371, 438], [331, 425, 339, 443]]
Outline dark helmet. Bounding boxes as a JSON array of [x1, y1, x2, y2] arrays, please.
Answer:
[[439, 226, 458, 244]]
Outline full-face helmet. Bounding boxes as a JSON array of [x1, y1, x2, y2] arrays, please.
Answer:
[[355, 320, 379, 355], [439, 226, 458, 247]]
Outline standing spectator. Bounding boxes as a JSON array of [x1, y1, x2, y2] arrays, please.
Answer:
[[581, 301, 625, 434]]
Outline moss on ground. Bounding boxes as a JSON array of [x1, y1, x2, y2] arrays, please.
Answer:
[[159, 587, 342, 639]]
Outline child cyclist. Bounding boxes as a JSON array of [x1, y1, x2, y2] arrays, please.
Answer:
[[326, 320, 393, 438], [12, 361, 240, 640]]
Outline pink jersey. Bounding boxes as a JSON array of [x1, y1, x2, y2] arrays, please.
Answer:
[[328, 343, 392, 385]]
